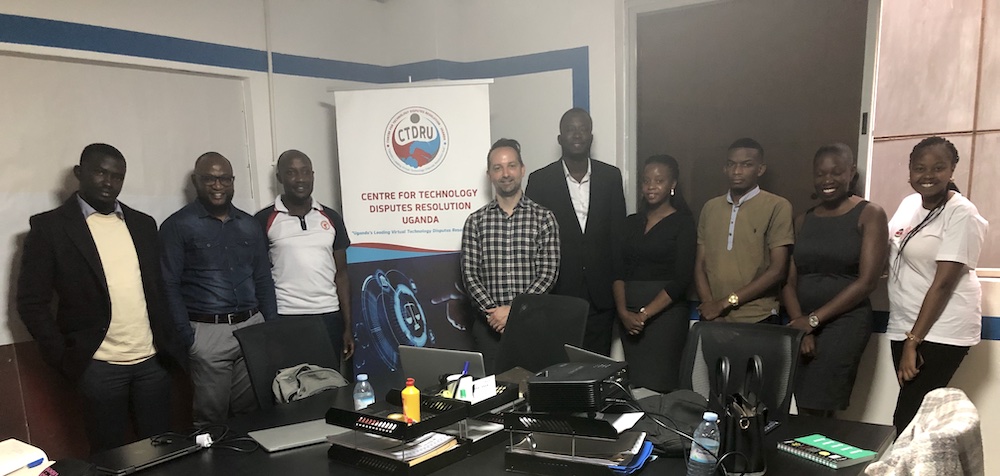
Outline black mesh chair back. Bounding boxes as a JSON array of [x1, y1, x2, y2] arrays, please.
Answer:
[[679, 321, 803, 421], [494, 294, 589, 373], [233, 314, 342, 410]]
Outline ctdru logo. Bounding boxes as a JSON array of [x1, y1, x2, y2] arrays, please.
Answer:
[[384, 107, 449, 175]]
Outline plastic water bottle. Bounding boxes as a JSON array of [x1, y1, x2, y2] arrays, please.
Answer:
[[686, 411, 720, 476], [353, 373, 375, 410]]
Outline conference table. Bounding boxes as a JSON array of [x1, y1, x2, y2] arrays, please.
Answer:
[[137, 390, 895, 475]]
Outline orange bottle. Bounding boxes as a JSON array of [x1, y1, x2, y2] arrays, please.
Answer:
[[401, 378, 421, 423]]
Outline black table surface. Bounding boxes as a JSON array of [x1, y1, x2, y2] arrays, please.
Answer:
[[136, 391, 895, 476]]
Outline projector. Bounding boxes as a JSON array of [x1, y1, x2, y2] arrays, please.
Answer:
[[527, 361, 629, 414]]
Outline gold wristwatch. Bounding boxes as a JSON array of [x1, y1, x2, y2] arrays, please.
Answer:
[[727, 292, 740, 308], [808, 313, 820, 328]]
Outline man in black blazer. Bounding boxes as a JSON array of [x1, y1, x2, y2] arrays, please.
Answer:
[[525, 108, 626, 355], [17, 143, 183, 453]]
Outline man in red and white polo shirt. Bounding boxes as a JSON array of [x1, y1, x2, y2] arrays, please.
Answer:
[[255, 150, 353, 359]]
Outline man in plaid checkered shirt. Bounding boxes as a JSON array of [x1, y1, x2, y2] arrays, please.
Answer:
[[461, 138, 560, 373]]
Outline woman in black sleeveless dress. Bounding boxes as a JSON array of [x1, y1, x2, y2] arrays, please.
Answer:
[[782, 144, 888, 415]]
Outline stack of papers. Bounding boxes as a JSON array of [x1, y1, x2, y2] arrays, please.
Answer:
[[509, 431, 647, 466], [0, 439, 48, 476], [327, 431, 458, 467], [592, 412, 644, 434]]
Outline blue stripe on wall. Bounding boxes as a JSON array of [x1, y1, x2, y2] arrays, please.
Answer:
[[0, 14, 268, 71], [271, 47, 591, 110], [0, 13, 590, 111]]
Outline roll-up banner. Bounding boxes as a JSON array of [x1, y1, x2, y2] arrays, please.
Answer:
[[335, 81, 492, 391]]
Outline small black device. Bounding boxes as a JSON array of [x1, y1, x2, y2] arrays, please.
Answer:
[[527, 361, 629, 414]]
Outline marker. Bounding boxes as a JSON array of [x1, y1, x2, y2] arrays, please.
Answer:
[[462, 361, 470, 375]]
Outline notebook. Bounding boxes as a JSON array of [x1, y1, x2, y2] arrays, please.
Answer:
[[248, 418, 350, 452], [90, 437, 201, 475], [777, 434, 877, 469], [398, 345, 486, 391]]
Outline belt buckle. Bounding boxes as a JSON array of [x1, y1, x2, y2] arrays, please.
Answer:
[[224, 312, 238, 325]]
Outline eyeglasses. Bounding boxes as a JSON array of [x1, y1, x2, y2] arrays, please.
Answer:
[[197, 174, 235, 186]]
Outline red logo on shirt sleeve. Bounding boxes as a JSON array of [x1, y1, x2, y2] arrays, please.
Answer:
[[321, 221, 331, 230]]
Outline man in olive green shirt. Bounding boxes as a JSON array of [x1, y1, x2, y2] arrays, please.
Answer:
[[694, 138, 794, 323]]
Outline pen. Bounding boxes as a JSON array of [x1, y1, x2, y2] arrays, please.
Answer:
[[462, 361, 470, 375]]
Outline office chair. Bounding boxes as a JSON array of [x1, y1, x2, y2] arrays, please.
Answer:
[[678, 321, 803, 422], [233, 314, 344, 410], [493, 294, 589, 373], [865, 388, 983, 475]]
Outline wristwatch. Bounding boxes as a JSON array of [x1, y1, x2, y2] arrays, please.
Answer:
[[808, 313, 820, 329], [727, 292, 740, 308]]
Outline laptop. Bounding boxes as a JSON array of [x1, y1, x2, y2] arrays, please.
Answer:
[[564, 344, 618, 364], [398, 345, 486, 391], [90, 437, 201, 475], [248, 418, 350, 453]]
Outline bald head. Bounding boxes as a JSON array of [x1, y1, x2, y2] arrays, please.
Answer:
[[194, 151, 231, 174], [276, 149, 312, 171], [559, 107, 592, 130]]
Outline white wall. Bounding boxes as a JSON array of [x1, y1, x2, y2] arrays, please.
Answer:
[[0, 1, 277, 347], [265, 0, 397, 209], [428, 0, 623, 177]]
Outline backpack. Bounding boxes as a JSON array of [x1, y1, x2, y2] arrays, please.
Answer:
[[272, 363, 349, 403]]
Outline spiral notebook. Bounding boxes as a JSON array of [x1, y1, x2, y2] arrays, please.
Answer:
[[777, 434, 877, 469]]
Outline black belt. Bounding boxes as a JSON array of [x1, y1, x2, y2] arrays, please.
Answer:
[[189, 308, 258, 324]]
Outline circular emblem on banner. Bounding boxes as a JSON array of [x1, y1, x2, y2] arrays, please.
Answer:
[[384, 107, 449, 175]]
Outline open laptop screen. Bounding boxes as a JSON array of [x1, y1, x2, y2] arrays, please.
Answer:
[[398, 345, 486, 391]]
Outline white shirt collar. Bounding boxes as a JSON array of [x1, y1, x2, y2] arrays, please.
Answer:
[[726, 186, 761, 206], [561, 158, 592, 184], [77, 193, 123, 219], [275, 195, 323, 213]]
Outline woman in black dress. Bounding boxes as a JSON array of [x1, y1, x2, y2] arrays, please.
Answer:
[[612, 155, 696, 392], [782, 144, 888, 416]]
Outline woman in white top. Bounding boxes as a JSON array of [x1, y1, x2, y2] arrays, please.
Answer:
[[886, 136, 988, 434]]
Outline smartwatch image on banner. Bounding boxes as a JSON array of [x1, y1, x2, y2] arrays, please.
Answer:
[[357, 269, 433, 372]]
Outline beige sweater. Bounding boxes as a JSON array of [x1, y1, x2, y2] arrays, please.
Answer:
[[86, 213, 155, 364]]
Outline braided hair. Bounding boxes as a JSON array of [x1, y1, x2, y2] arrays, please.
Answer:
[[892, 136, 960, 276]]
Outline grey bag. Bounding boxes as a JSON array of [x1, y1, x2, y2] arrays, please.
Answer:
[[272, 363, 349, 403]]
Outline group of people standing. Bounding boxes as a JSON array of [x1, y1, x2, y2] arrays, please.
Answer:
[[18, 145, 351, 452], [15, 107, 988, 454], [460, 108, 988, 438]]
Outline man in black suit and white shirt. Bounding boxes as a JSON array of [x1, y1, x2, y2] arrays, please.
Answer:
[[525, 108, 627, 355], [17, 143, 183, 453]]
